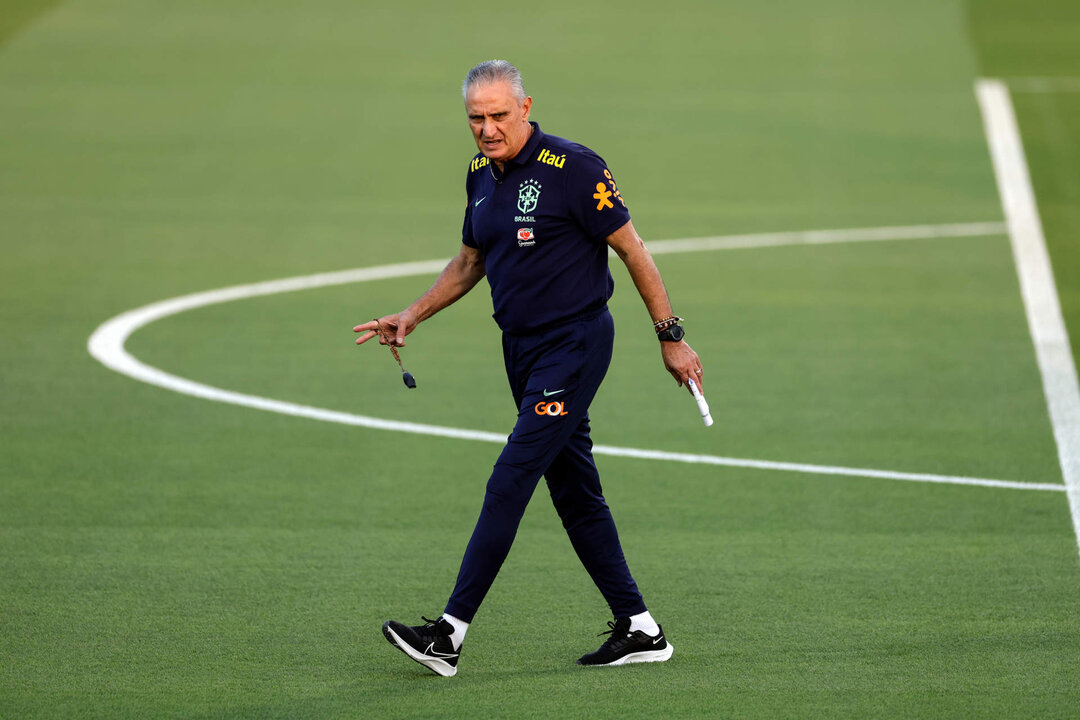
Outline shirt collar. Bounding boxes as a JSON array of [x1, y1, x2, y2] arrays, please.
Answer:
[[507, 122, 544, 167]]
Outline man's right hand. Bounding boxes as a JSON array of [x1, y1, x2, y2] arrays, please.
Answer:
[[353, 244, 484, 350], [354, 310, 417, 347]]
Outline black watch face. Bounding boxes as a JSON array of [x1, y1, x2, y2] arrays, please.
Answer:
[[670, 325, 685, 341]]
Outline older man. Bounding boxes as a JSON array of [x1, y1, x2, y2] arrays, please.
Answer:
[[355, 60, 703, 676]]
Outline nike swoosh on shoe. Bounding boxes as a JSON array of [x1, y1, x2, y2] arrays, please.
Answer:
[[424, 643, 459, 659]]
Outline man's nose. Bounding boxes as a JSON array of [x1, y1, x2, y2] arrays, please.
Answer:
[[481, 119, 497, 138]]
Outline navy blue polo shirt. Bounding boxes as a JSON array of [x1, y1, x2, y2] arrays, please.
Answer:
[[461, 122, 632, 335]]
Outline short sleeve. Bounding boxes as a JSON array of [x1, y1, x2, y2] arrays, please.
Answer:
[[461, 164, 478, 248], [566, 148, 632, 242], [461, 199, 477, 248]]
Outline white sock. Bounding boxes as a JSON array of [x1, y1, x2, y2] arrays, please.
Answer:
[[441, 613, 469, 651], [628, 610, 660, 637]]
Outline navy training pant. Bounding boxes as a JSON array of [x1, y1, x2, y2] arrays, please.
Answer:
[[444, 309, 646, 623]]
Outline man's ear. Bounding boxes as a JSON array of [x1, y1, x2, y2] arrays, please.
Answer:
[[521, 96, 533, 121]]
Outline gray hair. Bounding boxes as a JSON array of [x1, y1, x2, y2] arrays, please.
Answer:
[[462, 60, 526, 102]]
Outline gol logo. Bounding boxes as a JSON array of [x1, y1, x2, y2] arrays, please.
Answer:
[[535, 401, 568, 416]]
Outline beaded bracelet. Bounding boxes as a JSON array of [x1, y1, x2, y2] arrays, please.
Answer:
[[653, 316, 682, 333]]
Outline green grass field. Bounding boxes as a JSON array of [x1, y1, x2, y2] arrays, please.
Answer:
[[3, 1, 1080, 717]]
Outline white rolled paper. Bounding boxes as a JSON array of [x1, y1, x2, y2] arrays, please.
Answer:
[[687, 378, 713, 427]]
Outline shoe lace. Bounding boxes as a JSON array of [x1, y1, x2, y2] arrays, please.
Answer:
[[596, 619, 634, 650], [416, 616, 456, 654], [419, 616, 453, 641]]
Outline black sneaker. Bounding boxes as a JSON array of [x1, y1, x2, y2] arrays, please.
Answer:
[[576, 617, 674, 666], [382, 616, 460, 677]]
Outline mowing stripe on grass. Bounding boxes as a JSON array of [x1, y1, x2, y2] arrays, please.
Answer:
[[89, 221, 1058, 493], [976, 78, 1080, 553], [1006, 77, 1080, 93]]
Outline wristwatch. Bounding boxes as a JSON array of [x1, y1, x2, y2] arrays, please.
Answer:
[[656, 321, 684, 342]]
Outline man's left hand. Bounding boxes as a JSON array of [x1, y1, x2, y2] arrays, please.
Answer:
[[661, 340, 704, 394]]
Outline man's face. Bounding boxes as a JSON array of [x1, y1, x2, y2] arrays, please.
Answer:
[[465, 81, 533, 167]]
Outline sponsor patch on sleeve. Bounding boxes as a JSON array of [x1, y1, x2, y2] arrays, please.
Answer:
[[592, 168, 625, 210]]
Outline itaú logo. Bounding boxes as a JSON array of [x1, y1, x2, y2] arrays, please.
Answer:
[[534, 401, 568, 416]]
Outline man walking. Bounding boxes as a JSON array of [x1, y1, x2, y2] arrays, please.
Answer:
[[354, 60, 704, 676]]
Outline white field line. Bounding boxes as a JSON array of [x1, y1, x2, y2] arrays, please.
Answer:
[[1006, 77, 1080, 94], [88, 221, 1060, 493], [644, 221, 1006, 255], [976, 79, 1080, 551]]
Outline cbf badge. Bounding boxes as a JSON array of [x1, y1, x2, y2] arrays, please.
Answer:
[[517, 179, 541, 214]]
